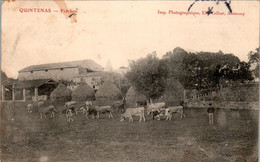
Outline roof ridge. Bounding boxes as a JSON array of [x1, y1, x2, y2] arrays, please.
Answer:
[[19, 59, 103, 72]]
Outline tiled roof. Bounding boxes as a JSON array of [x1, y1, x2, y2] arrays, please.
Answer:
[[14, 79, 58, 89], [19, 60, 104, 72]]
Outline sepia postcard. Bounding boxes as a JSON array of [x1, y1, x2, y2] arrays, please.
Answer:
[[0, 0, 259, 161]]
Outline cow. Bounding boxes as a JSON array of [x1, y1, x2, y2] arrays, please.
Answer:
[[149, 109, 165, 121], [120, 107, 145, 122], [66, 109, 74, 122], [147, 102, 165, 113], [26, 104, 33, 113], [64, 101, 76, 113], [39, 105, 57, 119], [165, 106, 185, 120], [89, 106, 113, 119], [147, 102, 166, 120]]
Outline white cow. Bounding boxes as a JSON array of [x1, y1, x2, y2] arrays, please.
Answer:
[[120, 107, 145, 122], [147, 102, 166, 115], [165, 106, 185, 120], [92, 106, 113, 119], [64, 101, 76, 109]]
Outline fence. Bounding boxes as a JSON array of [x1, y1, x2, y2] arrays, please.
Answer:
[[186, 100, 259, 110]]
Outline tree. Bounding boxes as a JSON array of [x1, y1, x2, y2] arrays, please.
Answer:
[[248, 47, 259, 78], [1, 71, 8, 84], [161, 48, 242, 90], [126, 52, 167, 101]]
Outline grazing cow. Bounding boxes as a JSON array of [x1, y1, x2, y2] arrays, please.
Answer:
[[165, 106, 185, 120], [149, 109, 164, 120], [26, 104, 33, 113], [66, 109, 74, 122], [65, 101, 76, 109], [147, 102, 165, 113], [39, 105, 57, 119], [64, 101, 76, 113], [147, 102, 166, 120], [120, 107, 145, 122], [91, 106, 113, 119]]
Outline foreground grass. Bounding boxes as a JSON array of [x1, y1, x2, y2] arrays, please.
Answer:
[[1, 103, 258, 162]]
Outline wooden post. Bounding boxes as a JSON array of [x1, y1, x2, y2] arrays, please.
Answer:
[[34, 87, 38, 101], [1, 85, 5, 101], [12, 84, 15, 101], [23, 89, 26, 101]]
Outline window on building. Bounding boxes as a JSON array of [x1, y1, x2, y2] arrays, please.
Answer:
[[45, 70, 48, 72], [60, 68, 63, 71], [30, 71, 33, 73]]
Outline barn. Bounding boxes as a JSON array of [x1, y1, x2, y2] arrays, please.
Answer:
[[18, 60, 104, 83]]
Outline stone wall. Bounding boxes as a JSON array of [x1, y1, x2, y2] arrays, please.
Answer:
[[18, 67, 79, 81]]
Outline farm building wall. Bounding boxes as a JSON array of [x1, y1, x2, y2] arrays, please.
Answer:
[[18, 67, 79, 81]]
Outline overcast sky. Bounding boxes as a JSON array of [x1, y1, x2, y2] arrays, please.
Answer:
[[1, 1, 259, 78]]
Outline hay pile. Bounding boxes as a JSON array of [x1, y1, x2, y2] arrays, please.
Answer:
[[50, 84, 72, 103], [95, 82, 122, 106], [72, 82, 95, 101], [162, 78, 184, 106], [125, 86, 147, 108]]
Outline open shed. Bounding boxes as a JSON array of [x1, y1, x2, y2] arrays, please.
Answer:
[[11, 79, 58, 101]]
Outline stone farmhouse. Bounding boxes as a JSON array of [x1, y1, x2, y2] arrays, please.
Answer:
[[1, 60, 104, 101], [18, 59, 104, 82]]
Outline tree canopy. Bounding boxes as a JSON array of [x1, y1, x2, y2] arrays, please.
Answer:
[[248, 47, 259, 78], [126, 47, 255, 99], [126, 52, 167, 100]]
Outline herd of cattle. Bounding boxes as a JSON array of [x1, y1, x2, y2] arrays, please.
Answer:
[[5, 100, 185, 122]]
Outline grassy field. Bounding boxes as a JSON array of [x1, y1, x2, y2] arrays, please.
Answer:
[[1, 102, 258, 162]]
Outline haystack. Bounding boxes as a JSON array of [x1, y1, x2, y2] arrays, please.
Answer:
[[50, 84, 72, 103], [95, 82, 122, 106], [126, 86, 147, 108], [162, 78, 184, 106], [72, 82, 95, 101]]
